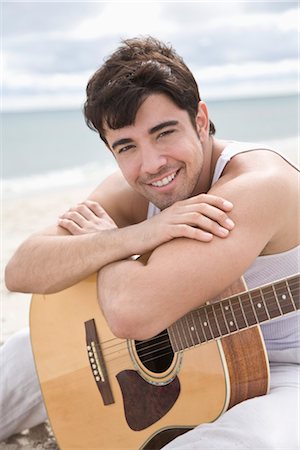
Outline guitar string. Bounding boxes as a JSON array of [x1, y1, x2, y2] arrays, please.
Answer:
[[98, 294, 297, 354], [96, 306, 298, 365], [90, 280, 299, 363], [97, 292, 298, 362], [103, 307, 299, 365]]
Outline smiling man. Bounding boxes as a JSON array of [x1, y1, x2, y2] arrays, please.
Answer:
[[3, 36, 299, 449]]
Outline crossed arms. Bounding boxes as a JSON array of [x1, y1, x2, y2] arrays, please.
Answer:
[[97, 152, 297, 339], [5, 151, 297, 341]]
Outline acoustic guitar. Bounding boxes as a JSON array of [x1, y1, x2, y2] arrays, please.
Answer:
[[30, 273, 299, 450]]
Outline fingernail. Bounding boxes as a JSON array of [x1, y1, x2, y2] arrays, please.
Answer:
[[203, 232, 213, 240], [223, 200, 233, 209], [225, 218, 235, 228], [219, 227, 229, 236]]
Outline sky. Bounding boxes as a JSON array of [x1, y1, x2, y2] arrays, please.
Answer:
[[2, 1, 299, 112]]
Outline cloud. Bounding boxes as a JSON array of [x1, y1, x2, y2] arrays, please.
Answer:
[[3, 2, 105, 36], [2, 1, 298, 111], [70, 2, 178, 40]]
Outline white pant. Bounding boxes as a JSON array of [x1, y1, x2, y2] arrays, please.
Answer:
[[0, 328, 47, 441], [162, 354, 300, 450], [1, 329, 299, 449]]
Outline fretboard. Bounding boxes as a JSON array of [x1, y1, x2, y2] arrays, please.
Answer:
[[168, 274, 299, 352]]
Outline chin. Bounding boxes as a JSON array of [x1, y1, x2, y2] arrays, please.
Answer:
[[152, 193, 190, 211]]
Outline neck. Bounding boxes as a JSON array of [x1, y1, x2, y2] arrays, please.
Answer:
[[194, 137, 226, 195]]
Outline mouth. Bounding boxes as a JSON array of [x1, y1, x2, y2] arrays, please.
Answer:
[[149, 170, 178, 188]]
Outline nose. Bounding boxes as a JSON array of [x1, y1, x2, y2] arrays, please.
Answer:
[[140, 144, 168, 175]]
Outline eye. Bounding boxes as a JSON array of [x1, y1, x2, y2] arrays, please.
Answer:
[[118, 144, 135, 154], [157, 129, 175, 139]]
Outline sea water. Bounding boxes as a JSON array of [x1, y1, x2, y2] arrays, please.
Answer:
[[2, 94, 298, 195]]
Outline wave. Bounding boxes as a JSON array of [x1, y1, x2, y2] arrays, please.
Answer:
[[2, 161, 118, 197], [2, 135, 298, 198]]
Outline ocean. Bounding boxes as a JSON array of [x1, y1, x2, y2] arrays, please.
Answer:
[[2, 94, 298, 195]]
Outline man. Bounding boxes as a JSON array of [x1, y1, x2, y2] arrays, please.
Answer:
[[3, 36, 299, 449]]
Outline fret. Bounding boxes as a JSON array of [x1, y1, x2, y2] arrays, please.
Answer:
[[230, 296, 247, 329], [238, 295, 249, 327], [184, 313, 197, 347], [229, 298, 239, 329], [249, 289, 269, 323], [288, 276, 299, 310], [195, 309, 209, 342], [219, 302, 231, 333], [211, 304, 223, 337], [275, 280, 295, 314], [240, 291, 259, 325], [193, 310, 207, 343], [205, 304, 221, 338], [271, 285, 283, 315], [263, 285, 282, 318], [286, 280, 297, 311], [259, 288, 271, 320], [169, 275, 299, 353], [167, 325, 178, 352], [260, 285, 281, 319], [189, 311, 202, 345], [220, 299, 238, 332], [178, 317, 191, 349], [204, 308, 214, 339], [176, 320, 185, 350], [202, 308, 213, 341], [197, 308, 212, 341], [172, 321, 185, 351], [212, 302, 229, 335]]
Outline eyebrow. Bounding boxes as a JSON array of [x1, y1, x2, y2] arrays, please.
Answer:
[[111, 120, 179, 150], [149, 120, 179, 135], [111, 138, 133, 150]]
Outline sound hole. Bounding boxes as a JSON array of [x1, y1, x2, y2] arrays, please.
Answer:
[[135, 330, 174, 373]]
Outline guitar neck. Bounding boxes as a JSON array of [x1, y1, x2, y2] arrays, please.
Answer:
[[168, 274, 299, 352]]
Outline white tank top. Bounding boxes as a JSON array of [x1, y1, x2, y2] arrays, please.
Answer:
[[147, 141, 299, 355]]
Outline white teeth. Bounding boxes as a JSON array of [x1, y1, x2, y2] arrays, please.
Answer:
[[151, 172, 176, 187]]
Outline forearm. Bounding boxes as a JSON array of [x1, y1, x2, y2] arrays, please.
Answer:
[[98, 258, 150, 339], [5, 227, 139, 294]]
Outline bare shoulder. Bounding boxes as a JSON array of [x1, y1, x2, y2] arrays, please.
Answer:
[[222, 148, 297, 179], [210, 148, 299, 254], [137, 148, 298, 330], [87, 170, 148, 227]]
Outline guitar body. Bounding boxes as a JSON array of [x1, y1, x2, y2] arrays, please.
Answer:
[[30, 275, 270, 450]]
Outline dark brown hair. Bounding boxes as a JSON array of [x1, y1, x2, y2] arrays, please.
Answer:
[[84, 36, 215, 145]]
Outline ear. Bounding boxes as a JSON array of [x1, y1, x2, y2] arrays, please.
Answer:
[[195, 101, 209, 142]]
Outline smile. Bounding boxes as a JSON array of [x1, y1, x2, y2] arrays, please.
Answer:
[[150, 171, 177, 187]]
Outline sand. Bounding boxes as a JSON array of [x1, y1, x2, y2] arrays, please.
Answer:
[[1, 137, 298, 448]]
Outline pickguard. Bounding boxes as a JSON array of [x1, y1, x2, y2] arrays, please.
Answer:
[[116, 370, 180, 431]]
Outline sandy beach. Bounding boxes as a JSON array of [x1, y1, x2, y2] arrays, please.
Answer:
[[0, 137, 298, 448]]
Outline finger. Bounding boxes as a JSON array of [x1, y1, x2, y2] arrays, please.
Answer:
[[184, 204, 235, 230], [174, 211, 231, 238], [172, 224, 213, 242], [59, 211, 87, 228], [57, 218, 84, 235], [67, 203, 97, 221], [194, 213, 231, 237], [83, 200, 110, 218], [182, 194, 233, 211]]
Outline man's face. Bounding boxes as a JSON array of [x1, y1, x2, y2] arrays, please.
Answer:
[[105, 93, 205, 210]]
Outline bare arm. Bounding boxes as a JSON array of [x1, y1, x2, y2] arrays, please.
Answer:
[[98, 160, 296, 340], [4, 172, 137, 294], [5, 170, 234, 294]]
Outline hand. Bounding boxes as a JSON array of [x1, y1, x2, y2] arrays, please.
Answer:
[[58, 200, 117, 235], [131, 194, 235, 255], [160, 193, 235, 239]]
